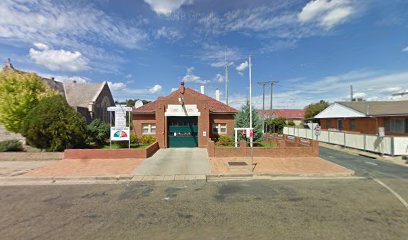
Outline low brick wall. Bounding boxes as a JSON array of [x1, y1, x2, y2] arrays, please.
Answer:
[[64, 142, 159, 159], [207, 136, 319, 158], [0, 152, 63, 161]]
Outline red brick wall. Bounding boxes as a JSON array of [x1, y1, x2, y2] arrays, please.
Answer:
[[320, 117, 408, 136], [132, 114, 156, 137], [64, 142, 159, 159], [207, 138, 319, 158], [210, 114, 235, 139]]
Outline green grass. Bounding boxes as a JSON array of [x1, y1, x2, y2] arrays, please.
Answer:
[[99, 143, 149, 149], [257, 143, 278, 148]]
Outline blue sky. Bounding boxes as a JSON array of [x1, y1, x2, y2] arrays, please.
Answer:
[[1, 0, 408, 109]]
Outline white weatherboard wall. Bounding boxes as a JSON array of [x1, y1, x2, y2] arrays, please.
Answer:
[[284, 127, 408, 156]]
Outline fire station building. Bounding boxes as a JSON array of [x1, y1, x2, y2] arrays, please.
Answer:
[[132, 82, 238, 148]]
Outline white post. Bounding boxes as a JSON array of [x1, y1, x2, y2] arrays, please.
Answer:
[[249, 56, 253, 148], [235, 129, 238, 148]]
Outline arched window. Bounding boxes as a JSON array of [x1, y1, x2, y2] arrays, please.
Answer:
[[101, 96, 110, 123]]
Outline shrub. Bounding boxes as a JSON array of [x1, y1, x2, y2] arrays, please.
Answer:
[[266, 117, 286, 134], [287, 120, 295, 126], [138, 135, 156, 145], [0, 140, 23, 152], [22, 95, 87, 151], [87, 119, 110, 146], [216, 135, 233, 146], [130, 131, 138, 144]]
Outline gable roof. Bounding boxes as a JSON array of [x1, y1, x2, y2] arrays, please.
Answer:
[[64, 82, 106, 108], [338, 101, 408, 116], [314, 102, 366, 119], [257, 109, 305, 119], [315, 101, 408, 118], [133, 87, 238, 114]]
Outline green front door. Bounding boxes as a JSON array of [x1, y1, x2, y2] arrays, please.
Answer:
[[168, 117, 198, 148]]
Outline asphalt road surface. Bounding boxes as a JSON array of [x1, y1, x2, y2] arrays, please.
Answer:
[[0, 147, 407, 240]]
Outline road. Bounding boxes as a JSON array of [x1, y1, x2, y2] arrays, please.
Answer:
[[0, 147, 407, 240], [320, 146, 408, 201]]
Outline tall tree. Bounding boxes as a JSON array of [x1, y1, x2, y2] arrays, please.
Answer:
[[0, 71, 57, 133], [304, 100, 330, 119], [233, 101, 263, 142], [22, 95, 87, 151]]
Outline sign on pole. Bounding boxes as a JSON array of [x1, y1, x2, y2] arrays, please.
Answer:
[[314, 125, 321, 136], [110, 127, 130, 141]]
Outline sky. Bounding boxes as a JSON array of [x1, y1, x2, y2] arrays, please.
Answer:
[[1, 0, 408, 110]]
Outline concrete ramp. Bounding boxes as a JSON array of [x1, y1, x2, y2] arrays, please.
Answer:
[[133, 148, 210, 175]]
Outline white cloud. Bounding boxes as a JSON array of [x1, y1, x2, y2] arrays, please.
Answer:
[[298, 0, 355, 29], [149, 84, 163, 94], [236, 61, 248, 72], [33, 42, 49, 50], [182, 67, 210, 84], [54, 75, 88, 84], [144, 0, 193, 16], [403, 46, 408, 52], [171, 87, 179, 92], [215, 73, 224, 83], [199, 43, 240, 68], [155, 27, 183, 41], [0, 0, 148, 63], [108, 82, 127, 91], [29, 45, 89, 72]]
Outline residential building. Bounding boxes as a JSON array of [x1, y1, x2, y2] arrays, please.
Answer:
[[2, 59, 115, 123], [315, 101, 408, 136], [257, 109, 305, 125], [132, 82, 238, 148]]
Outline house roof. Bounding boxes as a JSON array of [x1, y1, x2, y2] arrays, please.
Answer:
[[337, 101, 408, 116], [133, 87, 238, 114], [257, 109, 305, 119], [64, 82, 106, 108]]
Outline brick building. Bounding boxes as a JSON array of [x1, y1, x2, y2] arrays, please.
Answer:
[[257, 109, 305, 126], [2, 59, 115, 124], [133, 82, 238, 148], [315, 101, 408, 136]]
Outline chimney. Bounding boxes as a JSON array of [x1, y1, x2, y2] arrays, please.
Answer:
[[215, 88, 220, 101], [200, 85, 205, 94]]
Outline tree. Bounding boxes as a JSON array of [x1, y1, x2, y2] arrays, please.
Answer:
[[233, 101, 263, 142], [304, 100, 329, 119], [22, 95, 87, 151], [0, 71, 57, 133], [265, 117, 287, 134], [87, 119, 110, 146]]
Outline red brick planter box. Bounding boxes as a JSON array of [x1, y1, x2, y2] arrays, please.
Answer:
[[64, 142, 159, 159]]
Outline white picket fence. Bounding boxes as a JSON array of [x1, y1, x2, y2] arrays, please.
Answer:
[[283, 127, 408, 156]]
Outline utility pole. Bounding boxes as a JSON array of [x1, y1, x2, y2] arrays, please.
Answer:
[[257, 81, 267, 133], [225, 52, 229, 105], [269, 81, 277, 111], [350, 85, 354, 102]]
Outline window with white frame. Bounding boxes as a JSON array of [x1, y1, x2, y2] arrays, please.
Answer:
[[212, 123, 227, 134], [142, 123, 156, 135]]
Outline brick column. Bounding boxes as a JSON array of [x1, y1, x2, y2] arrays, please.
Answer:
[[155, 101, 166, 148], [198, 102, 210, 148]]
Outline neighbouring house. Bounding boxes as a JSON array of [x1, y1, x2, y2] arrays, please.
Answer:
[[257, 109, 305, 126], [315, 101, 408, 136], [132, 82, 238, 148], [2, 59, 115, 123]]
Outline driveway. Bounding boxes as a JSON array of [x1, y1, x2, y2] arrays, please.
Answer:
[[133, 148, 210, 175]]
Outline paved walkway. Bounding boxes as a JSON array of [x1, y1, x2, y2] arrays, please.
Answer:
[[25, 159, 144, 177], [0, 161, 56, 177], [210, 157, 354, 176], [133, 148, 210, 175]]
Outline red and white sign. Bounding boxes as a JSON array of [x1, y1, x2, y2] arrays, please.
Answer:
[[314, 125, 321, 136]]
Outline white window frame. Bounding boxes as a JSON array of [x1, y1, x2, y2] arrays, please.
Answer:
[[212, 123, 227, 135], [142, 123, 156, 135]]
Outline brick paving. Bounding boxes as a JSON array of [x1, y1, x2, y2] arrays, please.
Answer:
[[209, 157, 353, 176], [25, 158, 144, 177]]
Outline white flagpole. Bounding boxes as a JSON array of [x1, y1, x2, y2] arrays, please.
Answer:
[[249, 56, 252, 129]]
